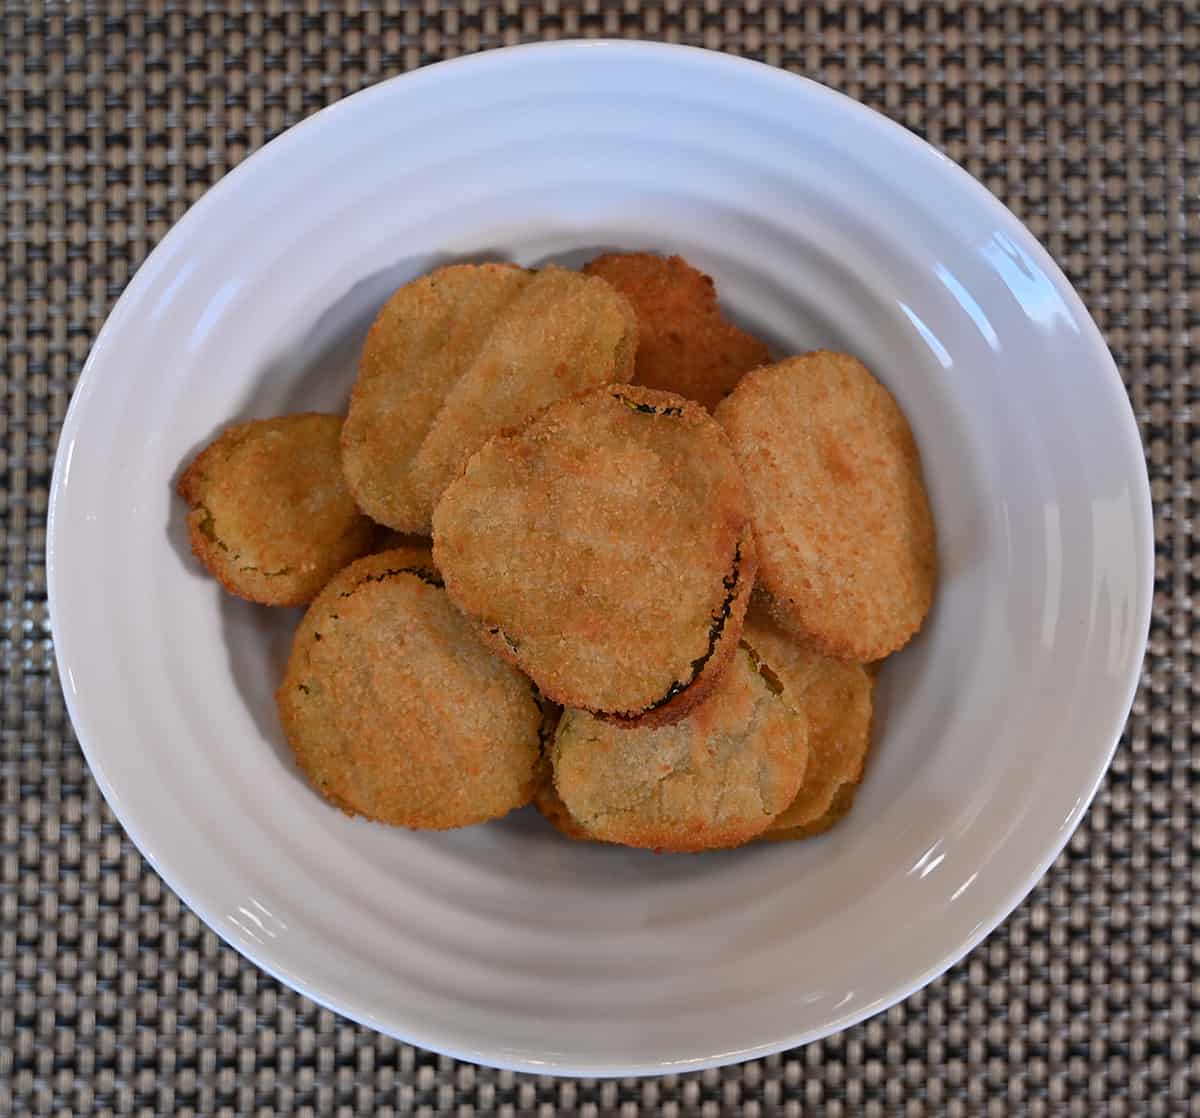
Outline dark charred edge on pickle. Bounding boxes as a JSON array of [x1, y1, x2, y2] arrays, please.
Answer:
[[606, 539, 744, 723], [740, 641, 784, 696], [489, 625, 520, 654], [293, 565, 442, 703], [610, 390, 685, 418], [336, 565, 443, 597], [530, 683, 561, 751]]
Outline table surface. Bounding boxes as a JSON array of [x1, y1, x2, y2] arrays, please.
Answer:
[[2, 2, 1195, 1115]]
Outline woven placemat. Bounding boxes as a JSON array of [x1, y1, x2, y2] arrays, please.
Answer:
[[2, 2, 1195, 1114]]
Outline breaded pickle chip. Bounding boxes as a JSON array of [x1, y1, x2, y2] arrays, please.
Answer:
[[177, 413, 376, 606], [433, 384, 757, 725], [742, 608, 874, 832], [533, 756, 597, 843], [716, 352, 937, 661], [584, 252, 770, 411], [277, 548, 543, 829], [551, 646, 808, 852], [343, 263, 638, 533], [342, 263, 531, 532], [408, 266, 639, 517], [762, 781, 858, 843], [531, 699, 596, 842]]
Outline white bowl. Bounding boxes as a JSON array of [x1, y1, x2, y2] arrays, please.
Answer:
[[48, 42, 1152, 1076]]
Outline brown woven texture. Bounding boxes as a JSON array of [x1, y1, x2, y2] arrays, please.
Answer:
[[2, 1, 1196, 1115]]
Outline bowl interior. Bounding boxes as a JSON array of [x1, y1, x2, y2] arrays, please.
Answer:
[[48, 43, 1151, 1075]]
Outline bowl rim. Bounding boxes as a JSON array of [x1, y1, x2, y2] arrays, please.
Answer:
[[47, 39, 1154, 1076]]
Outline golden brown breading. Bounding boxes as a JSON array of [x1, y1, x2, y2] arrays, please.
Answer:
[[584, 252, 770, 410], [530, 703, 599, 841], [408, 266, 638, 516], [342, 263, 532, 532], [715, 352, 937, 661], [177, 413, 377, 607], [742, 607, 874, 831], [551, 645, 808, 852], [761, 781, 858, 842], [342, 263, 638, 534], [432, 384, 757, 726], [532, 754, 597, 843], [277, 549, 543, 829]]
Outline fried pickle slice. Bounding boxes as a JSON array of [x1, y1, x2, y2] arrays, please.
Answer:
[[342, 263, 532, 532], [342, 263, 638, 534], [407, 265, 639, 517], [177, 413, 376, 606], [529, 698, 593, 840], [551, 645, 808, 852], [584, 252, 770, 410], [715, 351, 937, 661], [277, 548, 543, 829], [432, 384, 757, 726], [761, 781, 859, 842], [533, 754, 597, 843], [742, 607, 874, 831]]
